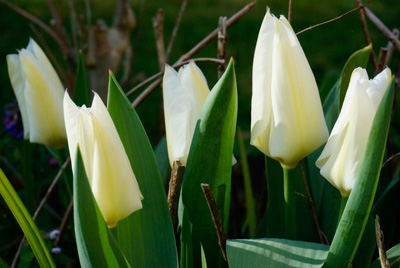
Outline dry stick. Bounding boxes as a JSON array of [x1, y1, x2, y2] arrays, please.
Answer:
[[55, 198, 73, 246], [126, 57, 225, 97], [299, 161, 328, 245], [296, 1, 370, 36], [385, 29, 399, 66], [381, 152, 400, 168], [2, 0, 69, 56], [217, 16, 227, 78], [167, 161, 185, 231], [355, 0, 377, 71], [376, 48, 389, 74], [11, 158, 71, 268], [132, 1, 256, 107], [166, 0, 189, 62], [153, 9, 167, 71], [46, 0, 70, 46], [375, 215, 391, 268], [288, 0, 293, 24], [201, 183, 228, 262], [364, 7, 400, 51]]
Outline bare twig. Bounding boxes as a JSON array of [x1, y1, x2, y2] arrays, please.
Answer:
[[376, 48, 389, 75], [299, 161, 328, 245], [11, 158, 71, 268], [167, 161, 185, 231], [218, 16, 227, 78], [355, 0, 377, 70], [55, 198, 73, 246], [2, 0, 70, 56], [201, 183, 227, 263], [132, 1, 256, 107], [126, 57, 224, 97], [296, 1, 371, 35], [46, 0, 70, 45], [375, 215, 391, 268], [381, 152, 400, 168], [153, 9, 167, 71], [364, 7, 400, 51], [288, 0, 293, 24], [385, 29, 399, 66], [166, 0, 188, 62]]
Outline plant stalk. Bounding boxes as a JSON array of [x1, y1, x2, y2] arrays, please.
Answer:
[[283, 167, 296, 240]]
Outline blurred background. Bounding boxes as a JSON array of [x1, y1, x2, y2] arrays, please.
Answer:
[[0, 0, 399, 266]]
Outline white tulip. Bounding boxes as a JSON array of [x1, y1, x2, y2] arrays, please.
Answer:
[[251, 9, 328, 169], [316, 67, 392, 196], [64, 92, 143, 228], [163, 62, 237, 167], [7, 39, 66, 147]]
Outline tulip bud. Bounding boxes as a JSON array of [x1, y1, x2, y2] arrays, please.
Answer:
[[250, 9, 329, 169], [64, 92, 143, 228], [316, 67, 392, 196], [163, 61, 237, 167], [6, 39, 66, 147]]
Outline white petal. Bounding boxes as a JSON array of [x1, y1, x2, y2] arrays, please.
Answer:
[[63, 92, 81, 173]]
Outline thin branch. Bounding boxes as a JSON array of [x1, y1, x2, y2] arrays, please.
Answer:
[[364, 7, 400, 51], [299, 161, 328, 245], [126, 57, 224, 97], [153, 9, 167, 71], [166, 0, 188, 62], [11, 158, 71, 268], [355, 0, 377, 70], [376, 48, 388, 75], [55, 198, 73, 246], [46, 0, 70, 46], [375, 215, 391, 268], [131, 1, 255, 107], [288, 0, 293, 24], [217, 16, 227, 78], [296, 1, 371, 35], [381, 152, 400, 168], [2, 0, 69, 56], [385, 29, 399, 66], [167, 161, 185, 231], [201, 183, 227, 263]]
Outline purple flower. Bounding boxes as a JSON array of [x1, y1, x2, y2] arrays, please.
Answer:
[[2, 100, 24, 139]]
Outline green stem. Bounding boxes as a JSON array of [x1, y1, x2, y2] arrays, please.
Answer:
[[283, 167, 296, 240], [22, 140, 34, 214], [337, 195, 349, 227]]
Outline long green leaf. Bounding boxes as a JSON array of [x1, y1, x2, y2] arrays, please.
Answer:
[[0, 169, 56, 268], [107, 72, 178, 268], [227, 238, 329, 268], [0, 257, 10, 268], [73, 148, 131, 268], [323, 77, 395, 267], [73, 51, 91, 107], [181, 58, 237, 267]]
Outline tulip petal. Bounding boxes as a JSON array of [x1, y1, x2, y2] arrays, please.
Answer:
[[163, 65, 194, 166], [6, 54, 30, 139], [63, 92, 81, 170]]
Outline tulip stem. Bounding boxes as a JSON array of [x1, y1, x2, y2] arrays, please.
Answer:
[[337, 195, 349, 227], [283, 167, 296, 240]]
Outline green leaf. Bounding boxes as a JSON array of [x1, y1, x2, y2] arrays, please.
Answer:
[[107, 72, 178, 268], [323, 77, 395, 268], [227, 238, 329, 268], [73, 51, 91, 107], [237, 128, 256, 238], [0, 168, 56, 268], [339, 44, 372, 109], [369, 243, 400, 268], [0, 257, 10, 268], [181, 58, 238, 267], [154, 136, 171, 190], [73, 148, 131, 268]]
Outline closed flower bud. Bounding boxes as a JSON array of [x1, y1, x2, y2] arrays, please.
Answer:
[[7, 39, 66, 147], [64, 92, 143, 228], [316, 67, 392, 196], [251, 9, 328, 169], [163, 61, 236, 167]]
